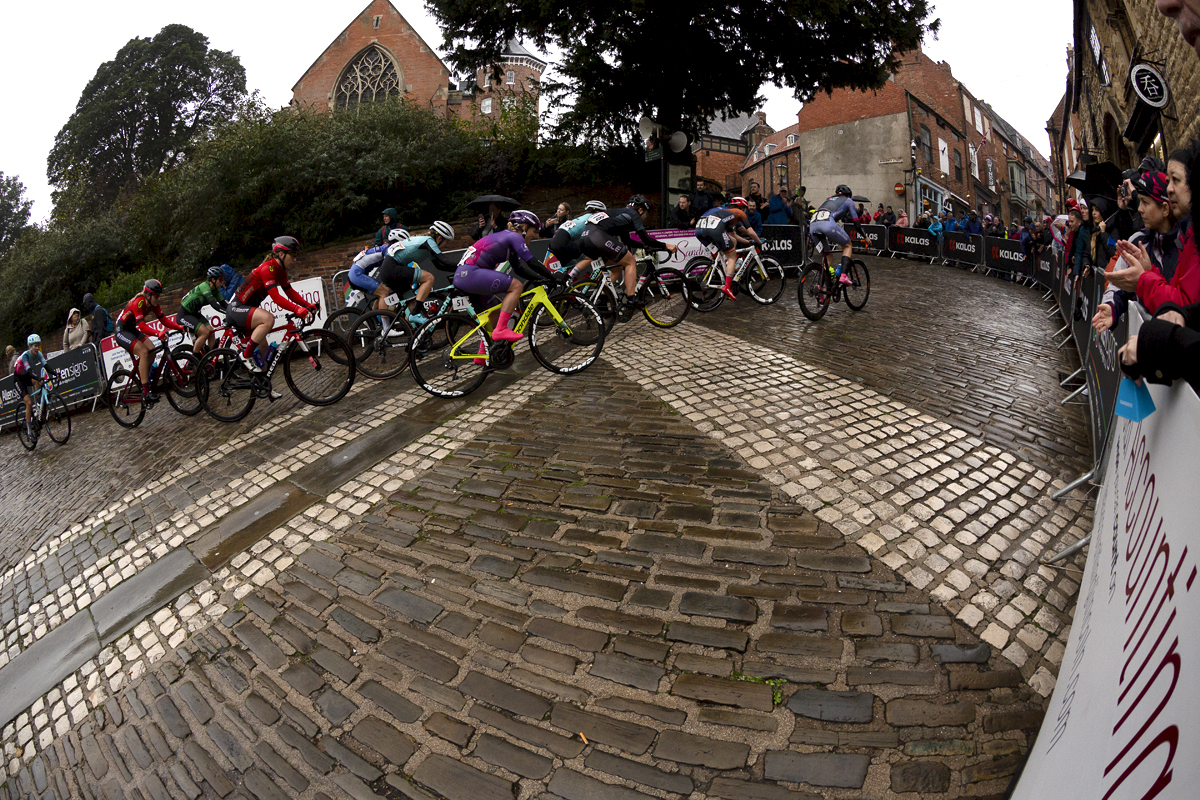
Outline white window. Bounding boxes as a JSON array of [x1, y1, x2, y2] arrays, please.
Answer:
[[764, 143, 775, 155], [938, 138, 950, 174], [969, 144, 979, 179], [974, 107, 984, 134], [481, 97, 492, 114], [505, 70, 515, 85], [786, 134, 796, 146]]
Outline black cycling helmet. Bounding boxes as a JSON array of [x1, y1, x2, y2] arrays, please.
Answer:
[[628, 194, 650, 211], [835, 184, 852, 197], [207, 266, 224, 282], [272, 236, 300, 254], [144, 278, 163, 295]]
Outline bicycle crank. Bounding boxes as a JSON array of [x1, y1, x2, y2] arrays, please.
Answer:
[[488, 342, 515, 371]]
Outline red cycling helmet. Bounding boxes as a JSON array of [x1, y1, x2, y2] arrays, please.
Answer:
[[272, 236, 300, 254], [728, 196, 749, 209]]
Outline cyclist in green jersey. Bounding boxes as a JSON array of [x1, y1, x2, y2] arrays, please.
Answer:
[[178, 267, 228, 355]]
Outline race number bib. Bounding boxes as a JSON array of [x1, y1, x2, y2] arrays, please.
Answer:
[[383, 293, 401, 308], [587, 212, 609, 224], [451, 296, 472, 312], [697, 215, 722, 230], [813, 209, 831, 222]]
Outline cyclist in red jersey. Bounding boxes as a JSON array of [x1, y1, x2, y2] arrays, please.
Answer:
[[227, 236, 315, 371], [114, 278, 185, 402]]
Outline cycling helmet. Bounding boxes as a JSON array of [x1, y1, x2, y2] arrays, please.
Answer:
[[430, 221, 455, 240], [387, 228, 410, 244], [628, 194, 650, 211], [26, 334, 41, 346], [728, 196, 749, 209], [835, 185, 852, 197], [144, 278, 163, 294], [508, 209, 541, 229], [206, 266, 224, 282], [272, 236, 300, 254], [584, 200, 606, 212]]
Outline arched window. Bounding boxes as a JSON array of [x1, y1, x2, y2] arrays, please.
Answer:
[[506, 70, 515, 85], [334, 46, 402, 110], [786, 134, 796, 146]]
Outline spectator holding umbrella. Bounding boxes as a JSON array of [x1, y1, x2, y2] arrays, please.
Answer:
[[469, 195, 518, 241]]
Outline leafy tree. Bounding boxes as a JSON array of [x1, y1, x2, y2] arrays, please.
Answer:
[[47, 23, 246, 211], [0, 172, 33, 255], [427, 0, 937, 139]]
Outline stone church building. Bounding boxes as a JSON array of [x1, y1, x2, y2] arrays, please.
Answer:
[[290, 0, 545, 123]]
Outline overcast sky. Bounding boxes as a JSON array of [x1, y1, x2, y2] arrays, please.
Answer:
[[1, 1, 1073, 224]]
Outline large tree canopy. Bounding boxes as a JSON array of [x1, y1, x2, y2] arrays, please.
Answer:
[[0, 172, 33, 255], [47, 23, 246, 210], [428, 0, 936, 139]]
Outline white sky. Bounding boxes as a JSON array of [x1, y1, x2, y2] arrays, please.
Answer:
[[0, 1, 1073, 224]]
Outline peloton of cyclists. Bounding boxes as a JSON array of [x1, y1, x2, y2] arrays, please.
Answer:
[[694, 196, 764, 300], [349, 222, 459, 324], [577, 195, 679, 319], [809, 185, 863, 286]]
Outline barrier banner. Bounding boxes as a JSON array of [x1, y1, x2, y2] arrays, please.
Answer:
[[1011, 353, 1200, 800], [943, 231, 983, 264], [887, 226, 939, 258], [1037, 250, 1055, 290], [0, 345, 103, 425], [850, 224, 889, 253], [758, 225, 805, 267], [983, 236, 1029, 274]]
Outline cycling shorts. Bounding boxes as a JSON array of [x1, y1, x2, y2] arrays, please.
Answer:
[[348, 263, 380, 294], [811, 219, 850, 247], [226, 300, 256, 331], [15, 372, 34, 398], [377, 260, 418, 295], [453, 264, 513, 297], [113, 323, 146, 352], [549, 228, 582, 268], [177, 312, 208, 334], [580, 227, 628, 263], [695, 226, 734, 253]]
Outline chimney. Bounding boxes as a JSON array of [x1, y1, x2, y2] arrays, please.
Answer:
[[756, 111, 767, 126]]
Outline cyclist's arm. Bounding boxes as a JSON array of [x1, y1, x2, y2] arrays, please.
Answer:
[[269, 284, 311, 315], [206, 287, 228, 312]]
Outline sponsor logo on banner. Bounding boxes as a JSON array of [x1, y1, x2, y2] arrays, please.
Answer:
[[991, 245, 1025, 263]]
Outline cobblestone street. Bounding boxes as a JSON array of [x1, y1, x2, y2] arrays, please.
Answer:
[[0, 257, 1092, 798]]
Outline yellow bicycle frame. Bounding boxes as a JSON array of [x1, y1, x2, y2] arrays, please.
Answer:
[[446, 285, 572, 362]]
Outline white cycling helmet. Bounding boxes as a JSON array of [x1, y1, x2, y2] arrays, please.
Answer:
[[585, 200, 606, 212], [430, 221, 454, 240], [387, 228, 410, 244]]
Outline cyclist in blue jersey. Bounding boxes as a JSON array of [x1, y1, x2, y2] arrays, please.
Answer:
[[350, 222, 457, 323], [14, 334, 51, 440], [453, 210, 566, 342], [549, 200, 606, 281], [809, 185, 862, 285], [695, 196, 763, 300]]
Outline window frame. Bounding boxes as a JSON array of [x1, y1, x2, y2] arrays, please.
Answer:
[[481, 97, 492, 114], [920, 125, 932, 162]]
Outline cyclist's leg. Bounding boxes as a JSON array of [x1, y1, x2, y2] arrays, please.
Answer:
[[617, 252, 637, 302], [194, 323, 213, 354], [371, 286, 390, 311], [719, 228, 739, 299], [21, 382, 32, 430]]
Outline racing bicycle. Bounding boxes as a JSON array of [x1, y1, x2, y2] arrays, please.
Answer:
[[797, 230, 871, 321], [684, 244, 786, 312], [107, 339, 204, 428], [14, 379, 70, 451], [569, 249, 691, 332]]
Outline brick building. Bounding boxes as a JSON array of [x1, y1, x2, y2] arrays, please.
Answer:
[[745, 45, 1055, 223], [692, 111, 771, 193], [1048, 0, 1198, 206], [291, 0, 544, 126]]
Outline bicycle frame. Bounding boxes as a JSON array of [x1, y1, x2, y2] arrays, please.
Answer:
[[444, 285, 570, 364]]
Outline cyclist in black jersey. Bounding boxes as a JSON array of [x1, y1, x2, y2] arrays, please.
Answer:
[[578, 195, 678, 312]]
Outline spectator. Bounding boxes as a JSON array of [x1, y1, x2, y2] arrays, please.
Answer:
[[747, 180, 766, 212], [882, 206, 897, 226], [1051, 215, 1068, 256], [746, 199, 764, 235], [82, 292, 113, 344], [218, 265, 243, 302], [896, 209, 909, 227], [964, 210, 983, 235], [1110, 144, 1199, 314], [855, 203, 867, 222], [766, 187, 792, 225], [944, 212, 961, 233], [1086, 198, 1116, 272], [692, 182, 717, 216], [1065, 206, 1091, 281], [1094, 171, 1180, 332], [541, 203, 571, 237], [1, 345, 14, 378], [670, 195, 696, 229], [1119, 301, 1200, 393], [914, 211, 931, 229], [471, 203, 509, 241], [63, 308, 87, 352], [873, 203, 885, 223], [374, 207, 404, 246], [928, 213, 944, 238]]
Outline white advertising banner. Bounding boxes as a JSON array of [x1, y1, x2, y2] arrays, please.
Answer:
[[97, 277, 327, 378], [1012, 370, 1200, 799]]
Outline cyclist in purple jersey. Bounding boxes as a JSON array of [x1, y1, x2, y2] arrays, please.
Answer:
[[453, 210, 565, 342], [809, 185, 861, 285]]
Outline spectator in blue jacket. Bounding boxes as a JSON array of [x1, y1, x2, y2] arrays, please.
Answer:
[[928, 214, 944, 238], [766, 188, 792, 225], [219, 265, 243, 302], [944, 212, 961, 233], [964, 211, 983, 235]]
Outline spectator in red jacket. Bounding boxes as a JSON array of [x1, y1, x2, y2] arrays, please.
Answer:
[[873, 203, 885, 224]]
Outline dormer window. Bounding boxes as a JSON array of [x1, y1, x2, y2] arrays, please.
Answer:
[[786, 134, 796, 146]]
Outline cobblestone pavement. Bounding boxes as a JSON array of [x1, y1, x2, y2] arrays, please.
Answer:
[[0, 259, 1092, 798]]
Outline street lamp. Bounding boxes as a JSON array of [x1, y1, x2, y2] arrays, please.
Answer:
[[776, 161, 787, 195]]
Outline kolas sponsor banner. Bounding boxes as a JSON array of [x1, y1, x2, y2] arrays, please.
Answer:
[[983, 236, 1029, 274], [759, 225, 804, 266], [1037, 251, 1055, 290], [0, 345, 103, 422], [99, 277, 328, 378], [887, 226, 939, 258], [943, 231, 983, 265], [1079, 270, 1125, 473], [1011, 368, 1200, 800], [852, 224, 889, 253]]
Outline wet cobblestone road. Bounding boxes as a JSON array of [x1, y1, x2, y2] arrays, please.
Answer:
[[0, 257, 1092, 798]]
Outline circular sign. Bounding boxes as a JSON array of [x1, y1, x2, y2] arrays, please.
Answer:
[[1131, 64, 1169, 109], [894, 182, 904, 195]]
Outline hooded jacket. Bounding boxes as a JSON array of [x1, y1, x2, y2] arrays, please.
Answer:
[[64, 308, 88, 351]]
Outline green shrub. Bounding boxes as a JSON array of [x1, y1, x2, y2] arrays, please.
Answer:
[[94, 266, 160, 309]]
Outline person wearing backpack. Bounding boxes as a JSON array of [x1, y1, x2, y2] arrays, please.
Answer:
[[82, 293, 113, 344]]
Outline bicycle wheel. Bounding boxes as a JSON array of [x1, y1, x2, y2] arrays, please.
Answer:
[[164, 350, 203, 416], [685, 258, 725, 312], [107, 369, 146, 428], [349, 309, 412, 379], [797, 265, 832, 321], [571, 281, 618, 334], [198, 348, 256, 423], [529, 295, 605, 375], [844, 260, 871, 311], [746, 256, 786, 304], [282, 329, 355, 406], [14, 411, 36, 451], [43, 391, 71, 444], [323, 308, 362, 365], [642, 268, 690, 328], [410, 313, 490, 398]]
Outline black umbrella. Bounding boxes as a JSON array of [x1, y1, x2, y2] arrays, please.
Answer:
[[1065, 162, 1123, 198], [468, 195, 519, 213], [851, 195, 871, 203]]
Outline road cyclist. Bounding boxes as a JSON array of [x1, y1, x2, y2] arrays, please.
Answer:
[[114, 279, 187, 404], [694, 196, 764, 301], [177, 267, 229, 356], [228, 236, 318, 374], [547, 200, 607, 282], [578, 195, 678, 321], [13, 335, 55, 445], [810, 184, 864, 287]]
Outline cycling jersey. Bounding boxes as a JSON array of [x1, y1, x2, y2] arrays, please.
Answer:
[[388, 235, 442, 264], [558, 213, 593, 241], [459, 230, 536, 272], [699, 207, 750, 229], [180, 281, 228, 316], [811, 196, 859, 224], [236, 257, 310, 315], [584, 207, 669, 252], [116, 295, 184, 336], [13, 349, 48, 378]]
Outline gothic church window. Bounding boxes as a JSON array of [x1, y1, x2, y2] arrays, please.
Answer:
[[335, 46, 402, 110]]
